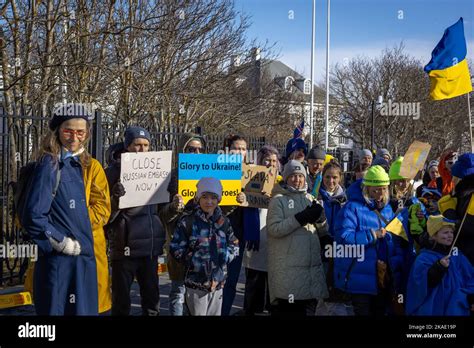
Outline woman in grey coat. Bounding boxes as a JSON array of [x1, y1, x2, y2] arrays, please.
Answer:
[[267, 160, 329, 316]]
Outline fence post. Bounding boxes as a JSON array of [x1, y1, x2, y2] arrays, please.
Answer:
[[92, 110, 103, 164]]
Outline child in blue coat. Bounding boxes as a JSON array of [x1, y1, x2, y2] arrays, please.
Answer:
[[406, 215, 474, 316]]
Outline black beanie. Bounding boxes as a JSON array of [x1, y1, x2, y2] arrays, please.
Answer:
[[49, 103, 93, 130]]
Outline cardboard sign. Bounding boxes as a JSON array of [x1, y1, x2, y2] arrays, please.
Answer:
[[240, 164, 277, 208], [119, 151, 172, 209], [399, 141, 431, 179], [178, 154, 242, 206]]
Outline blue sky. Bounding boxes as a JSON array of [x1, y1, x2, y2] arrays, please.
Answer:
[[234, 0, 474, 83]]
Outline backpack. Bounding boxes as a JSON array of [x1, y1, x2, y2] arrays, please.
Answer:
[[12, 162, 61, 228]]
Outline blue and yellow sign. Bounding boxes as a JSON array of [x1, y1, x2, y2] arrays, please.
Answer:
[[178, 154, 242, 205]]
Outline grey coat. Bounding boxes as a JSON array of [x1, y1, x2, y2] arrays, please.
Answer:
[[266, 183, 329, 303]]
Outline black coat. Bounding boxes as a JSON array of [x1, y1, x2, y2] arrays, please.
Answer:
[[105, 155, 165, 260]]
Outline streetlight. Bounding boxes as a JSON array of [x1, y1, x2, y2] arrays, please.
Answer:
[[371, 95, 383, 153]]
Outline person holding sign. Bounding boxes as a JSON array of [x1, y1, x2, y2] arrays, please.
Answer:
[[266, 160, 329, 316], [242, 145, 281, 315], [406, 215, 474, 316], [20, 104, 98, 315], [169, 177, 239, 315], [221, 134, 249, 315], [160, 132, 207, 316], [333, 166, 400, 316], [105, 126, 165, 316]]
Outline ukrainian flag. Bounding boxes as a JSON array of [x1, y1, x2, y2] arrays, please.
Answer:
[[424, 17, 472, 100], [385, 207, 410, 241]]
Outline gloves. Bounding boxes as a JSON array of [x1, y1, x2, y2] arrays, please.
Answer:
[[294, 201, 324, 226], [112, 182, 126, 198], [246, 240, 260, 252], [49, 236, 81, 256]]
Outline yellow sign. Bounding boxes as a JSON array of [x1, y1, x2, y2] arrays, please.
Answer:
[[399, 141, 431, 180], [179, 180, 241, 206]]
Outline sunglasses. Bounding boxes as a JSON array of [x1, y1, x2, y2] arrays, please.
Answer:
[[61, 128, 87, 139]]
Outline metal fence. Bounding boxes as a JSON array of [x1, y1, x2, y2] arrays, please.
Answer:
[[0, 109, 269, 286]]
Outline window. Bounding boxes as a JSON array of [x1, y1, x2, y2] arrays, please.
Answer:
[[304, 79, 311, 94], [339, 136, 349, 145], [284, 76, 295, 92]]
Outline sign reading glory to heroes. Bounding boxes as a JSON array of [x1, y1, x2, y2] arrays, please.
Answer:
[[119, 151, 172, 209]]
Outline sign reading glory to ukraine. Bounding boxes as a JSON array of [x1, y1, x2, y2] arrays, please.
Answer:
[[178, 154, 242, 205], [424, 17, 472, 100], [119, 151, 172, 209]]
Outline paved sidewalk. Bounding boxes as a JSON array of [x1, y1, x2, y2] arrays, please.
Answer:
[[0, 269, 246, 316]]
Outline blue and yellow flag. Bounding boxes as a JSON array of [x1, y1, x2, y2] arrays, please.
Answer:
[[385, 207, 410, 241], [424, 17, 472, 100]]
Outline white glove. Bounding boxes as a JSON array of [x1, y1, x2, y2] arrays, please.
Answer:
[[49, 237, 81, 256]]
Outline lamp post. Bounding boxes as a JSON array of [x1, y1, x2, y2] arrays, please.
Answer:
[[309, 0, 316, 148], [371, 95, 383, 153]]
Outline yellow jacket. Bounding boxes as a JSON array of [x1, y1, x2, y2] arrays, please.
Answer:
[[83, 158, 112, 313]]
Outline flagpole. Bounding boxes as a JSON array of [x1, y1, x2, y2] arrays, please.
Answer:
[[309, 0, 315, 149], [324, 0, 331, 152], [468, 92, 473, 153]]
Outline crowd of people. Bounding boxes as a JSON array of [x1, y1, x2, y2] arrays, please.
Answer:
[[18, 105, 474, 316]]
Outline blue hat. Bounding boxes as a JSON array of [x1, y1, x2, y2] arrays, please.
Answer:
[[451, 153, 474, 179], [286, 138, 307, 158], [124, 126, 151, 148], [421, 187, 442, 198]]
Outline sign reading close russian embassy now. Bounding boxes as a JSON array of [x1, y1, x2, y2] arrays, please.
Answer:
[[119, 151, 172, 209], [178, 154, 242, 206], [240, 164, 277, 208]]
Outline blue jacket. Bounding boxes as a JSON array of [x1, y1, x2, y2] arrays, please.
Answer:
[[389, 196, 425, 296], [333, 180, 402, 295], [170, 206, 239, 292], [406, 249, 474, 315], [21, 153, 98, 315], [319, 185, 346, 237]]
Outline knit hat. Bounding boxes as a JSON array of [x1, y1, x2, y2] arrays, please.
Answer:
[[372, 157, 390, 172], [376, 148, 391, 161], [427, 215, 456, 237], [451, 153, 474, 179], [307, 146, 326, 161], [359, 149, 373, 160], [427, 160, 439, 171], [196, 177, 223, 202], [49, 103, 93, 130], [257, 145, 280, 166], [389, 156, 408, 181], [124, 126, 151, 148], [286, 138, 308, 158], [363, 165, 390, 186], [282, 160, 307, 182]]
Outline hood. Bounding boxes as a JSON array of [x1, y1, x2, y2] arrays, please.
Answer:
[[438, 151, 455, 195], [271, 181, 307, 197], [346, 179, 365, 203], [177, 133, 207, 152], [320, 184, 346, 203], [106, 142, 125, 166]]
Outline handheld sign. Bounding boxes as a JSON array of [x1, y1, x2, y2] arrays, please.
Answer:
[[119, 151, 172, 209], [240, 164, 277, 208], [178, 154, 242, 206], [399, 141, 431, 180]]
